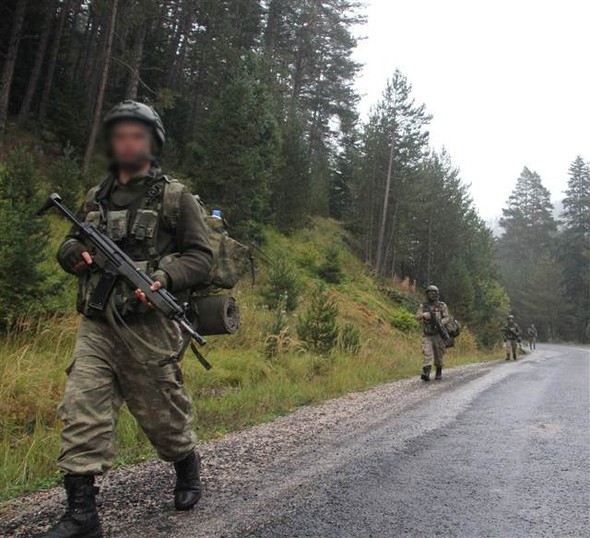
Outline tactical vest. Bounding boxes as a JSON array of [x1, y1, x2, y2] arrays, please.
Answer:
[[77, 174, 176, 317], [422, 301, 444, 336], [77, 174, 251, 318]]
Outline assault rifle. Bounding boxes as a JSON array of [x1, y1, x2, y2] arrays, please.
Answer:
[[37, 193, 212, 370], [424, 304, 453, 348], [503, 326, 521, 343]]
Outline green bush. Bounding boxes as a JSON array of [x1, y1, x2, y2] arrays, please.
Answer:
[[317, 246, 344, 284], [260, 259, 302, 313], [390, 308, 418, 333], [264, 294, 293, 360], [297, 285, 339, 355], [0, 148, 62, 330], [45, 143, 83, 208], [338, 322, 361, 354]]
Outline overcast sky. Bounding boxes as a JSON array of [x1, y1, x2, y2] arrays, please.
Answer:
[[354, 0, 590, 219]]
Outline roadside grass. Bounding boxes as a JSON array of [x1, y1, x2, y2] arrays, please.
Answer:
[[0, 218, 498, 500]]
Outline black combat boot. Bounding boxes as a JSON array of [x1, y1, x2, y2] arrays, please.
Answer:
[[43, 475, 102, 538], [435, 366, 443, 380], [420, 365, 432, 382], [174, 451, 202, 511]]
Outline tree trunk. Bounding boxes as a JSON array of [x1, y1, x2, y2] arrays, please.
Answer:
[[264, 0, 283, 56], [18, 0, 58, 123], [375, 120, 396, 275], [39, 0, 73, 121], [168, 5, 195, 89], [166, 0, 187, 87], [82, 0, 119, 174], [125, 22, 147, 99], [0, 0, 28, 141], [66, 0, 84, 66]]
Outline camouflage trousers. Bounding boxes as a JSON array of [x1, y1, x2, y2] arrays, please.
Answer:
[[422, 334, 445, 367], [57, 311, 196, 476], [505, 339, 518, 358]]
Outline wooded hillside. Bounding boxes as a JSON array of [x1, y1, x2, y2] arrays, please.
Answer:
[[0, 0, 587, 343]]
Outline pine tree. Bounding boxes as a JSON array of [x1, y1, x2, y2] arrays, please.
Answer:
[[498, 167, 557, 265], [199, 54, 280, 235], [497, 167, 560, 339], [0, 148, 58, 329], [559, 156, 590, 342], [356, 70, 431, 275]]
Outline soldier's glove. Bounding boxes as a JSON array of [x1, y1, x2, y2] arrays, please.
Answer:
[[422, 312, 431, 320], [58, 239, 89, 275]]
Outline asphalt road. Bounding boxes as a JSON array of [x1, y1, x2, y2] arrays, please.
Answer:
[[250, 345, 590, 538], [3, 345, 589, 538]]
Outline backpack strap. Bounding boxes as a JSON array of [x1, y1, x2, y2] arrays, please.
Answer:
[[161, 175, 185, 229], [85, 179, 111, 225]]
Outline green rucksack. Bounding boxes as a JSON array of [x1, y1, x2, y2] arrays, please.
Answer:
[[162, 179, 251, 337], [446, 317, 461, 338], [162, 179, 252, 292]]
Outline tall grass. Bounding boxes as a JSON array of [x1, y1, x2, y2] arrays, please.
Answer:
[[0, 218, 497, 500]]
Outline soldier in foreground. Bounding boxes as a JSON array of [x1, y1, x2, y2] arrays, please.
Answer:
[[502, 315, 522, 361], [415, 285, 450, 382], [43, 101, 213, 538], [526, 324, 538, 350]]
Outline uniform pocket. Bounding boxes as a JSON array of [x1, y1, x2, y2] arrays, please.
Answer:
[[85, 210, 101, 226], [106, 210, 130, 241], [131, 209, 159, 241]]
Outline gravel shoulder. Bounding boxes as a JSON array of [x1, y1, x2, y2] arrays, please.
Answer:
[[1, 357, 517, 538]]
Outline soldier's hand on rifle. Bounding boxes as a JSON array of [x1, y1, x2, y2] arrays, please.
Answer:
[[422, 312, 431, 320], [135, 280, 164, 309], [69, 250, 92, 273]]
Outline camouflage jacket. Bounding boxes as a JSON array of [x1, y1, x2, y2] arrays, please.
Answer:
[[57, 166, 213, 316], [416, 301, 450, 336], [502, 322, 522, 341]]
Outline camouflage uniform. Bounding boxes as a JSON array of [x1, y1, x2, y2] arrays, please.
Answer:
[[56, 166, 213, 475], [416, 301, 450, 368], [502, 319, 522, 360], [526, 324, 538, 350]]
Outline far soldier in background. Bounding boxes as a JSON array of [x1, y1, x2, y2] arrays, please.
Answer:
[[502, 315, 522, 360], [416, 285, 450, 382], [526, 324, 538, 350]]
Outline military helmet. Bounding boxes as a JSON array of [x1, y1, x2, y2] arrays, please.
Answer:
[[507, 314, 514, 320], [425, 285, 439, 294], [103, 100, 166, 149]]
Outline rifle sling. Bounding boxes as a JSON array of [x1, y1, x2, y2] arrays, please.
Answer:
[[105, 295, 211, 369]]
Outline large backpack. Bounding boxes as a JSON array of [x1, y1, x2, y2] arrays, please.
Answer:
[[162, 179, 252, 291], [446, 317, 461, 338], [162, 179, 251, 337]]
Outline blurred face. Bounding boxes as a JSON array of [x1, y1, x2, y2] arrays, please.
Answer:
[[109, 121, 152, 171], [427, 290, 438, 301]]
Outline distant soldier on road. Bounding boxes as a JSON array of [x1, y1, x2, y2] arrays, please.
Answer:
[[502, 315, 522, 361], [526, 324, 538, 350], [416, 285, 450, 382], [43, 101, 213, 538]]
